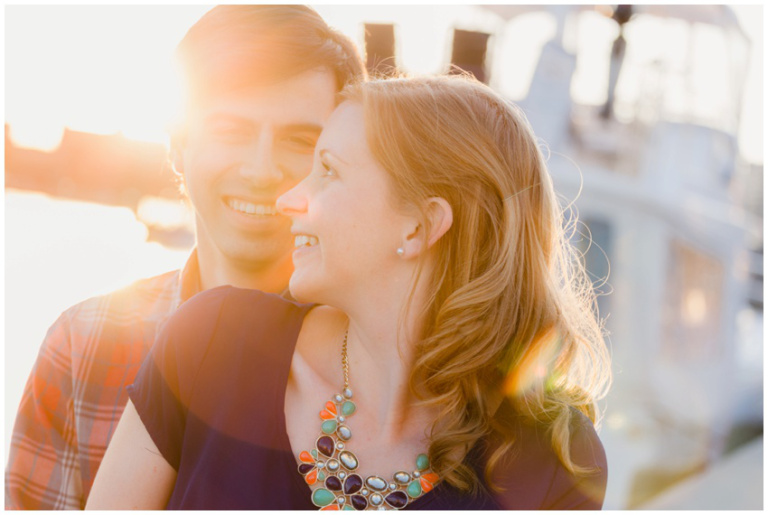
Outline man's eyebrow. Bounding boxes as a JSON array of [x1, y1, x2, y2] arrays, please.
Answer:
[[277, 123, 324, 134], [202, 113, 252, 125]]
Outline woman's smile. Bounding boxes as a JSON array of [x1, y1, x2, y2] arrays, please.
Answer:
[[293, 233, 320, 260]]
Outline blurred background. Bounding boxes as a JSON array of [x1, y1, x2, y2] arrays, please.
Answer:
[[4, 4, 763, 509]]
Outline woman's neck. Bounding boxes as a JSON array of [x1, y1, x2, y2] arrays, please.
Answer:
[[337, 274, 433, 440]]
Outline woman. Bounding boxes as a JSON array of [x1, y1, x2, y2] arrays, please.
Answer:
[[87, 75, 611, 510]]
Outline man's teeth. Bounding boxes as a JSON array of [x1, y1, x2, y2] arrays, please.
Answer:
[[227, 199, 277, 216], [295, 235, 319, 248]]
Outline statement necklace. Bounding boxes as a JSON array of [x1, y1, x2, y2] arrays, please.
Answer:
[[297, 330, 439, 510]]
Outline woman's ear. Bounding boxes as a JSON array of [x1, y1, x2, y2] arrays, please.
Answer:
[[400, 197, 453, 258], [423, 197, 453, 248]]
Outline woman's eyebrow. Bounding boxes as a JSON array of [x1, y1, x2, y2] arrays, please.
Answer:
[[319, 148, 350, 165]]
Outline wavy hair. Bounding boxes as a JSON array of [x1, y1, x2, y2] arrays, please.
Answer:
[[341, 74, 611, 493]]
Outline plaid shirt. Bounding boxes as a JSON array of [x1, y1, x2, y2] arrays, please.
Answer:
[[5, 252, 202, 510]]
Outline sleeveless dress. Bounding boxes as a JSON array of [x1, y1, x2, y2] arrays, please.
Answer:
[[127, 286, 607, 509]]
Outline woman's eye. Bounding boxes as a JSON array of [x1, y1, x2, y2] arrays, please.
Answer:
[[320, 161, 337, 178]]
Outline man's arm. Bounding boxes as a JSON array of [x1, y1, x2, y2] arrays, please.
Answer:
[[5, 314, 82, 509], [85, 400, 176, 509]]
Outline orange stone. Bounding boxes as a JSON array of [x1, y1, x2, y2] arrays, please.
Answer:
[[325, 401, 337, 415], [420, 477, 435, 493], [320, 505, 339, 510], [305, 468, 318, 485], [319, 410, 335, 420], [300, 451, 315, 463], [421, 473, 439, 484]]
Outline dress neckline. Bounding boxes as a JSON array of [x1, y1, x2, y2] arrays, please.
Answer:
[[274, 304, 438, 509]]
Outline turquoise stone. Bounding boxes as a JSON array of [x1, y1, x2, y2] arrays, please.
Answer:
[[318, 470, 326, 481], [407, 479, 422, 498], [321, 420, 338, 434], [311, 488, 334, 507], [341, 401, 356, 416], [416, 453, 429, 471], [342, 505, 355, 511], [310, 449, 318, 459]]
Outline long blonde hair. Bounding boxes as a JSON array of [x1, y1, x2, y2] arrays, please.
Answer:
[[342, 74, 611, 493]]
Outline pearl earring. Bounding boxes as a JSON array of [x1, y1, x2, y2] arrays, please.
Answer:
[[396, 248, 405, 256]]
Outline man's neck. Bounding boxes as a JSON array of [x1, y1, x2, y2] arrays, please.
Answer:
[[196, 248, 292, 295]]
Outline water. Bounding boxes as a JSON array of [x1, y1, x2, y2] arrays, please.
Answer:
[[4, 190, 192, 455]]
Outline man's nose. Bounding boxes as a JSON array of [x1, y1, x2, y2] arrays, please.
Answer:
[[239, 127, 283, 185]]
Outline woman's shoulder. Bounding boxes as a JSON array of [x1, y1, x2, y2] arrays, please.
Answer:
[[179, 285, 310, 315], [171, 286, 312, 330], [487, 403, 607, 509], [156, 286, 314, 371]]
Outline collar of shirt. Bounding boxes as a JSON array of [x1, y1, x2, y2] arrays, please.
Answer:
[[173, 249, 296, 305], [176, 249, 203, 308]]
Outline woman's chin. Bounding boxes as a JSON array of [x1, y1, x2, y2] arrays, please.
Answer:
[[288, 277, 321, 304]]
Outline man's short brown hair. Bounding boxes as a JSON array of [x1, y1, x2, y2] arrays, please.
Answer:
[[175, 5, 365, 116]]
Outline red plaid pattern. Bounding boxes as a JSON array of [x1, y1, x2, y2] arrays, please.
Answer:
[[5, 252, 201, 509]]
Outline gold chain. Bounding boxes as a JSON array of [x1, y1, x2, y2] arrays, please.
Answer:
[[341, 329, 350, 389]]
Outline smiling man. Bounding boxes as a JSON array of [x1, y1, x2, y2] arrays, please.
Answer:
[[179, 69, 337, 294], [5, 6, 365, 509]]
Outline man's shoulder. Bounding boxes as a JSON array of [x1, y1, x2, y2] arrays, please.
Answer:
[[46, 268, 182, 359], [62, 269, 182, 322]]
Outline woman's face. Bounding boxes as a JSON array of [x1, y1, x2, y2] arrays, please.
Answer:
[[276, 101, 413, 305]]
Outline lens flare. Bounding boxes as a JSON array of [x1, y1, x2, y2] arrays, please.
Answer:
[[502, 326, 561, 398]]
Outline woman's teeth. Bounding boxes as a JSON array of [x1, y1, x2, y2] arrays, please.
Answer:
[[227, 199, 277, 216], [295, 235, 319, 248]]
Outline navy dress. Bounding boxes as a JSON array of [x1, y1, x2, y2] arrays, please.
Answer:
[[127, 286, 607, 509]]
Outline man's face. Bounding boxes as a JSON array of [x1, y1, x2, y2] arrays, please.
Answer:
[[179, 69, 337, 274]]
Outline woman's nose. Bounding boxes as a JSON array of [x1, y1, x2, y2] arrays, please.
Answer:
[[276, 180, 308, 216]]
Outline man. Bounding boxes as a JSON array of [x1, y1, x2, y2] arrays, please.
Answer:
[[6, 6, 365, 509]]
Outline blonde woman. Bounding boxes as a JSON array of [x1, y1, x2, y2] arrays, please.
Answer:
[[87, 75, 611, 510]]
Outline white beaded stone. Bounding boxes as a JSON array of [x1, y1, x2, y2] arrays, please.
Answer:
[[335, 394, 344, 402], [413, 471, 421, 478], [394, 472, 411, 484], [337, 443, 344, 450], [361, 489, 369, 496], [317, 461, 325, 468], [338, 416, 345, 423], [338, 497, 345, 504], [339, 472, 347, 479], [389, 483, 397, 490], [343, 388, 353, 398]]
